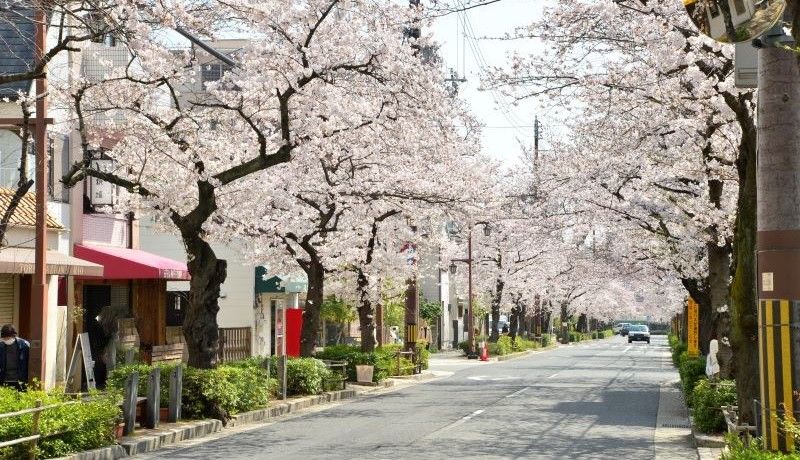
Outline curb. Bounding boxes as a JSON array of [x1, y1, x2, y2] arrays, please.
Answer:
[[389, 371, 437, 381], [229, 388, 357, 427], [52, 387, 361, 460], [54, 378, 426, 460], [496, 344, 558, 361]]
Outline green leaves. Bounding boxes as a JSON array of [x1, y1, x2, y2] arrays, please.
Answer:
[[0, 388, 119, 459]]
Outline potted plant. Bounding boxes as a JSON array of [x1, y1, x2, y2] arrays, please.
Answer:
[[352, 352, 375, 383]]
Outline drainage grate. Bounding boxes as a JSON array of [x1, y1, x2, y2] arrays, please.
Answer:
[[661, 423, 691, 428]]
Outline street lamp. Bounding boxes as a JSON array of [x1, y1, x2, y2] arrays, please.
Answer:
[[449, 221, 491, 359]]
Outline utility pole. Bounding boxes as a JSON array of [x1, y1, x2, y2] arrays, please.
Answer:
[[31, 1, 49, 384], [754, 24, 800, 453], [402, 0, 422, 359]]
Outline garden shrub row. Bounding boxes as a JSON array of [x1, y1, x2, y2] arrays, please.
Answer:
[[314, 342, 430, 382], [108, 358, 275, 422], [666, 334, 737, 434], [457, 334, 552, 356], [0, 388, 120, 459]]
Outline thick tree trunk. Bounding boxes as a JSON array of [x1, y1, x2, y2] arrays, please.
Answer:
[[577, 314, 587, 333], [489, 276, 504, 343], [300, 256, 324, 357], [560, 301, 569, 343], [728, 90, 758, 423], [182, 235, 227, 369], [356, 269, 376, 352]]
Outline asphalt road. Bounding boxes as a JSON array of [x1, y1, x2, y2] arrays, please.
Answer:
[[134, 335, 679, 460]]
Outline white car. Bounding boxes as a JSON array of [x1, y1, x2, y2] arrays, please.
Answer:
[[613, 323, 631, 335], [628, 324, 650, 344]]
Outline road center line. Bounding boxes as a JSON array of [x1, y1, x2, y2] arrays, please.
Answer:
[[547, 372, 561, 379], [505, 387, 529, 398], [463, 409, 484, 421], [623, 346, 632, 353]]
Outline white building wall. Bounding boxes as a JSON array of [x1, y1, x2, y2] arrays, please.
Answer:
[[138, 219, 256, 330]]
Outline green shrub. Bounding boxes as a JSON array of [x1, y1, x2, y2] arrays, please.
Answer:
[[0, 388, 120, 459], [286, 358, 330, 396], [492, 336, 513, 355], [691, 379, 737, 433], [512, 338, 539, 352], [678, 351, 707, 403], [416, 340, 430, 370], [721, 434, 798, 459], [668, 334, 688, 366]]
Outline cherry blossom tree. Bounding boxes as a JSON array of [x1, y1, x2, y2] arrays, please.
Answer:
[[60, 0, 471, 368], [487, 0, 757, 418]]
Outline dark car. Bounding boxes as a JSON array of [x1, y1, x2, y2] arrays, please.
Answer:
[[619, 323, 632, 336], [628, 324, 651, 344]]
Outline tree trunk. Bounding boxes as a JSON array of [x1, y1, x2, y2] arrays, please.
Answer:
[[716, 0, 738, 42], [300, 256, 324, 357], [182, 235, 227, 369], [356, 269, 376, 352], [489, 276, 504, 343], [728, 92, 758, 423], [560, 301, 569, 343], [577, 314, 588, 333]]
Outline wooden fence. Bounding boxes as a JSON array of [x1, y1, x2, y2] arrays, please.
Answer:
[[0, 400, 79, 460], [217, 327, 252, 362]]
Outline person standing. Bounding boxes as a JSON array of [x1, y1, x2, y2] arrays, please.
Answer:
[[0, 325, 29, 390]]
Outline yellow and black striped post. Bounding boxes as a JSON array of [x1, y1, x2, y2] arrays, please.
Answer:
[[758, 299, 796, 452]]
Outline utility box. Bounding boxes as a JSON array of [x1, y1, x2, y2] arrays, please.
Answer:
[[286, 309, 303, 357]]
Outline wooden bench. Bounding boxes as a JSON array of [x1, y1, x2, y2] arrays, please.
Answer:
[[321, 360, 347, 390]]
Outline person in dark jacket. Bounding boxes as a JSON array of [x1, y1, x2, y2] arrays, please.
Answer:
[[0, 325, 29, 390]]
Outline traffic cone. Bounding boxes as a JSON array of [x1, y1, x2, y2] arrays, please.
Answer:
[[480, 341, 489, 361]]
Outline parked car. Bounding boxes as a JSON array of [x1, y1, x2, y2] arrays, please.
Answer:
[[613, 323, 630, 334], [618, 323, 632, 336], [628, 324, 651, 344]]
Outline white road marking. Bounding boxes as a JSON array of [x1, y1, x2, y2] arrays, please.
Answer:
[[623, 346, 632, 354], [505, 387, 529, 398], [547, 372, 561, 379], [467, 375, 521, 381], [463, 409, 484, 420]]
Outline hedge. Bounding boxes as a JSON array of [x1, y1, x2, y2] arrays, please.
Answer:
[[691, 379, 737, 433], [0, 388, 119, 459], [315, 343, 429, 382], [107, 359, 274, 423]]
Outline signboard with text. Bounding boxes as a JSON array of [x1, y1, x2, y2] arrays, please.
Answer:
[[687, 297, 699, 358]]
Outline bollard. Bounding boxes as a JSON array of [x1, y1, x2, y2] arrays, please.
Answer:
[[277, 356, 288, 400], [144, 367, 161, 429], [122, 372, 138, 435], [168, 366, 182, 423]]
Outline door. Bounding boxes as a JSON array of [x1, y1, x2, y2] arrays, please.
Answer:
[[83, 285, 111, 388]]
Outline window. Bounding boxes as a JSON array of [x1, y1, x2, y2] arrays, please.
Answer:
[[84, 149, 119, 211]]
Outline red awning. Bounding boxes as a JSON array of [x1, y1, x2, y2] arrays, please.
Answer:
[[74, 244, 190, 280]]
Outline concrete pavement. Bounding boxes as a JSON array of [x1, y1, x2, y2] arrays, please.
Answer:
[[131, 336, 694, 459]]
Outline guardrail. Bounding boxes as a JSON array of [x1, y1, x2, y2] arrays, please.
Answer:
[[0, 399, 80, 460]]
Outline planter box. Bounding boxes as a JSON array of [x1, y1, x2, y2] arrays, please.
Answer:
[[355, 364, 374, 383]]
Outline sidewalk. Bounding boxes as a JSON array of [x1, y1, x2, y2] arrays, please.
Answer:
[[654, 380, 698, 459]]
